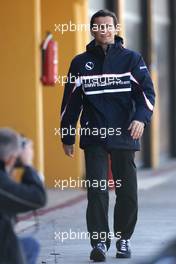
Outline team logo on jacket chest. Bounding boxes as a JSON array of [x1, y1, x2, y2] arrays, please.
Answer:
[[81, 73, 132, 95], [85, 61, 94, 70]]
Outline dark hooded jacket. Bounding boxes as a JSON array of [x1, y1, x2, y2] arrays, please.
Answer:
[[61, 36, 155, 150]]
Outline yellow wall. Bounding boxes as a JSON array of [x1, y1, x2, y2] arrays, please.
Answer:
[[0, 0, 44, 172], [41, 0, 89, 187], [0, 0, 89, 187]]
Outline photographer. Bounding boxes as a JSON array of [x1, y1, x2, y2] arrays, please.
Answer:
[[0, 127, 47, 264]]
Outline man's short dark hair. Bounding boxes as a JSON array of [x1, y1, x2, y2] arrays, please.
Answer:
[[90, 9, 118, 29], [0, 128, 21, 160]]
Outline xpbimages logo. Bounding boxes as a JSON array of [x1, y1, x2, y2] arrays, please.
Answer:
[[54, 126, 122, 139], [54, 229, 122, 243], [54, 177, 122, 190], [54, 21, 121, 35]]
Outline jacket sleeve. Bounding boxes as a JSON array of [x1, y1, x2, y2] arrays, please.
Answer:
[[60, 57, 83, 145], [131, 54, 155, 125], [0, 166, 47, 214]]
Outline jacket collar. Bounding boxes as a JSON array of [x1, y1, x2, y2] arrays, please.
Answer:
[[86, 35, 124, 53]]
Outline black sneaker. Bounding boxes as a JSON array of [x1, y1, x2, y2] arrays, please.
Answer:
[[116, 239, 131, 258], [90, 243, 107, 262]]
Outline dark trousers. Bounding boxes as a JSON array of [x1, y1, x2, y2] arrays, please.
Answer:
[[84, 145, 138, 250]]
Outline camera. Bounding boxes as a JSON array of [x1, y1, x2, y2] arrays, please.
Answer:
[[14, 135, 29, 168]]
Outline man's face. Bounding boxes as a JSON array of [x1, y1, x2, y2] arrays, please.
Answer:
[[91, 16, 116, 45]]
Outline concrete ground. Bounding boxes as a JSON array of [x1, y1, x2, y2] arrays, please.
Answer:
[[17, 160, 176, 264]]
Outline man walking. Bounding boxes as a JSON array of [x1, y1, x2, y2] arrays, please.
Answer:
[[60, 10, 155, 262]]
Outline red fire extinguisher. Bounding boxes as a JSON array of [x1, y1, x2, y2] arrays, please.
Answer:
[[41, 32, 58, 85]]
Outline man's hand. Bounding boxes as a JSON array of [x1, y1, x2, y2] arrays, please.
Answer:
[[128, 120, 144, 140], [63, 144, 74, 158]]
